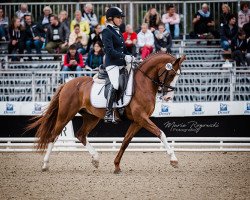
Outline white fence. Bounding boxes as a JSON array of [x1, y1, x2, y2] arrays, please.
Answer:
[[1, 69, 250, 102], [0, 137, 250, 152]]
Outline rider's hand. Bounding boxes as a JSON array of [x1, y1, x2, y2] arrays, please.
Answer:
[[125, 55, 135, 63]]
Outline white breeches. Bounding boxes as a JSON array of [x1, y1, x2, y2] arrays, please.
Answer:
[[106, 65, 123, 90]]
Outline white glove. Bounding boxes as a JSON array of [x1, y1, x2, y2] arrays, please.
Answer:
[[125, 55, 135, 63]]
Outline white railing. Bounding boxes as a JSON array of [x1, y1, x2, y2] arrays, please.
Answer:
[[0, 137, 250, 152], [1, 68, 249, 102]]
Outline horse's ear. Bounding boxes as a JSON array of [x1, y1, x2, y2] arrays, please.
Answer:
[[179, 55, 186, 65], [172, 55, 186, 66], [172, 58, 181, 66]]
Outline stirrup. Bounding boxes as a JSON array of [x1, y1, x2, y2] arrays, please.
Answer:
[[104, 110, 119, 124]]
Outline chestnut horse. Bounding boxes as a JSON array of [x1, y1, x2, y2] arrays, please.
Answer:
[[27, 52, 186, 173]]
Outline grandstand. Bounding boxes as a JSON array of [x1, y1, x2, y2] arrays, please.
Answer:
[[0, 1, 249, 103]]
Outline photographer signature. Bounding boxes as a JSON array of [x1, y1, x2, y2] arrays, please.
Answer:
[[164, 121, 219, 133]]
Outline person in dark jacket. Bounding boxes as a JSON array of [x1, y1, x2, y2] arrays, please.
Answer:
[[231, 30, 248, 66], [38, 6, 52, 30], [220, 14, 238, 51], [45, 15, 70, 54], [8, 17, 25, 61], [59, 10, 70, 28], [154, 23, 172, 53], [191, 3, 219, 40], [85, 41, 104, 70], [24, 15, 44, 58], [86, 24, 103, 53], [102, 7, 134, 123], [220, 4, 231, 27], [243, 16, 250, 65]]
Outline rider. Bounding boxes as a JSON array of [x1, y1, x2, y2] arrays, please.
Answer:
[[102, 7, 135, 123]]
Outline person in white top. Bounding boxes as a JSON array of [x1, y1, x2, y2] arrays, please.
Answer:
[[69, 24, 88, 55], [15, 3, 31, 26], [161, 4, 180, 39], [82, 3, 98, 33], [238, 2, 250, 28], [137, 23, 154, 59]]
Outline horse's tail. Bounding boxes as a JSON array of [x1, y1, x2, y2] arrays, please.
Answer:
[[26, 84, 65, 151]]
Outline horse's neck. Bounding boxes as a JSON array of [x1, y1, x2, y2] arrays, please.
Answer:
[[134, 61, 160, 95], [134, 54, 175, 95]]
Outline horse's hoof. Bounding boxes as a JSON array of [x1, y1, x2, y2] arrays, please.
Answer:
[[114, 169, 122, 174], [170, 160, 179, 168], [42, 167, 49, 172], [91, 159, 99, 169]]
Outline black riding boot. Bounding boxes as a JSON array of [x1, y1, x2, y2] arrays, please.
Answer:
[[104, 87, 118, 123]]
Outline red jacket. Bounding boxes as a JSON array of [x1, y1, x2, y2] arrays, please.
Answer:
[[63, 53, 84, 68], [122, 32, 137, 47]]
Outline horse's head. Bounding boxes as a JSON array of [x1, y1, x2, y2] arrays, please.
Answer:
[[157, 55, 186, 95]]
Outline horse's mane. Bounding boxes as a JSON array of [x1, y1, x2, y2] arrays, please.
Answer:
[[138, 51, 175, 67]]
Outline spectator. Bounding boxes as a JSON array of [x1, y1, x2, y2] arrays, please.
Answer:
[[82, 3, 98, 33], [191, 3, 217, 39], [38, 6, 52, 30], [154, 23, 172, 53], [70, 10, 90, 35], [0, 8, 9, 41], [24, 15, 44, 59], [123, 24, 137, 56], [62, 44, 84, 79], [59, 10, 70, 28], [220, 14, 238, 53], [45, 15, 70, 54], [8, 17, 25, 61], [15, 3, 30, 26], [38, 6, 52, 48], [85, 41, 104, 70], [69, 24, 88, 55], [220, 4, 231, 27], [100, 6, 109, 30], [231, 30, 248, 66], [87, 24, 103, 53], [161, 4, 180, 39], [119, 23, 126, 34], [238, 1, 250, 29], [243, 16, 250, 65], [137, 23, 154, 59], [143, 8, 161, 32]]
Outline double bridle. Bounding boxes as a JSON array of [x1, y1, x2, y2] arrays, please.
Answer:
[[136, 62, 181, 94]]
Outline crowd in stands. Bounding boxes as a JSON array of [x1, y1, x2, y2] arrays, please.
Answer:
[[0, 2, 250, 70]]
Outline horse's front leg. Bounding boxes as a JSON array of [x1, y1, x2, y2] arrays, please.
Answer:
[[138, 116, 178, 168], [114, 122, 141, 174]]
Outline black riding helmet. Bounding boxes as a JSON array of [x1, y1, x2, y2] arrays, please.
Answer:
[[106, 7, 125, 20]]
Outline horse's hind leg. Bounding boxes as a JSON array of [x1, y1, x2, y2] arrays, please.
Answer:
[[42, 107, 80, 171], [76, 113, 100, 168], [42, 139, 57, 171], [114, 122, 141, 174]]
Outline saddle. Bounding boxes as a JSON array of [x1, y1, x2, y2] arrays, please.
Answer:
[[97, 64, 130, 105]]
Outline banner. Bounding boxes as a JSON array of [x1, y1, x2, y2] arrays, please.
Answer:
[[0, 115, 249, 138], [0, 101, 250, 117]]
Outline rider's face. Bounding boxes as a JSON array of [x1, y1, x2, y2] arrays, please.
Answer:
[[113, 16, 122, 26]]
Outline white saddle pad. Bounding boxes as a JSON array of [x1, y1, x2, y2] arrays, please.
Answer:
[[90, 71, 134, 108]]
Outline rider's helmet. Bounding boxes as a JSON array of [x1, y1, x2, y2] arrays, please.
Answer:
[[106, 7, 125, 20]]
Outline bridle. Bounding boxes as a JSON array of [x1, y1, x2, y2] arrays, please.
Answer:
[[135, 61, 181, 94]]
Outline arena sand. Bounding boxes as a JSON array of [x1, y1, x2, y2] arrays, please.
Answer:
[[0, 152, 249, 200]]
